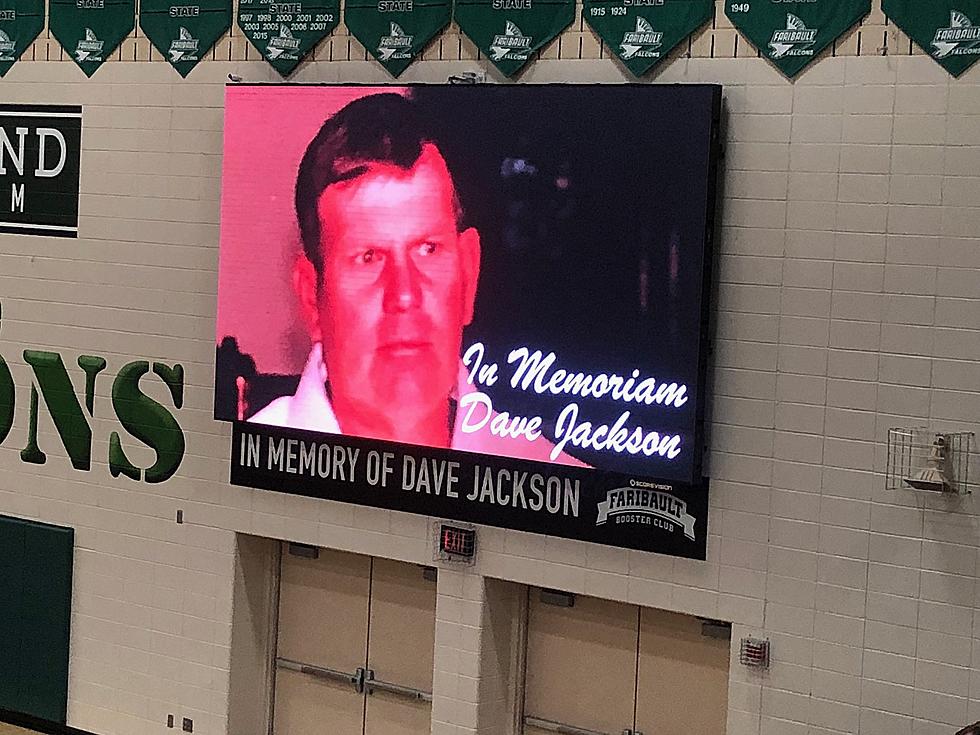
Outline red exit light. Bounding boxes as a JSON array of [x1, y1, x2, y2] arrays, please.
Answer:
[[440, 525, 476, 557]]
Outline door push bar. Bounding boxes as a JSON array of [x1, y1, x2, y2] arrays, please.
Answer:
[[276, 657, 366, 693], [277, 658, 433, 702], [364, 669, 433, 702], [524, 715, 643, 735]]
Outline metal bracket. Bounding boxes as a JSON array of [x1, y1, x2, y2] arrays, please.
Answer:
[[363, 669, 433, 702]]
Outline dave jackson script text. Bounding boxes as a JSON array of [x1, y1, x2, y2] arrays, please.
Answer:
[[461, 343, 689, 463]]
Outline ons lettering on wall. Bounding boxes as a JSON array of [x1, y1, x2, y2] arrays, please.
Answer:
[[0, 304, 185, 483]]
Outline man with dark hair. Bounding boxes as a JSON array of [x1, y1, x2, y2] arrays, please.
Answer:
[[250, 92, 581, 464], [956, 723, 980, 735], [293, 93, 463, 275]]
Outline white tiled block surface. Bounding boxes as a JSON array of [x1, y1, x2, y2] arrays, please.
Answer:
[[0, 50, 976, 735]]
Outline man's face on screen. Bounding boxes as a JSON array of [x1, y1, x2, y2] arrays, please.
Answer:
[[313, 144, 479, 434]]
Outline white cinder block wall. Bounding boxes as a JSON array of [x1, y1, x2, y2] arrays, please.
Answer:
[[0, 3, 978, 734]]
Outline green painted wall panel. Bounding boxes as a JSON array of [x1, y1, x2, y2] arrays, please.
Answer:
[[0, 516, 74, 724], [0, 521, 26, 711]]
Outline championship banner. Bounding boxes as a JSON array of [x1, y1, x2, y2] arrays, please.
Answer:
[[0, 0, 44, 76], [583, 0, 712, 77], [140, 0, 230, 77], [453, 0, 575, 76], [232, 422, 709, 558], [883, 1, 980, 77], [344, 0, 451, 77], [49, 0, 135, 76], [238, 0, 338, 76], [725, 0, 870, 78]]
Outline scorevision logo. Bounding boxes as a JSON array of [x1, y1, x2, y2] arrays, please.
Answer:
[[596, 480, 696, 539]]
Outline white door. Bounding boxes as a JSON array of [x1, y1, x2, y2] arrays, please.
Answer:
[[274, 548, 371, 735], [363, 559, 437, 735], [633, 607, 729, 735], [524, 590, 638, 735], [273, 547, 437, 735], [523, 588, 731, 735]]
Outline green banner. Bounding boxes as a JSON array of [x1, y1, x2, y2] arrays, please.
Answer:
[[238, 0, 338, 76], [345, 0, 450, 76], [0, 0, 44, 76], [583, 0, 711, 77], [49, 0, 135, 76], [725, 0, 870, 78], [140, 0, 230, 76], [453, 0, 574, 76], [883, 1, 980, 77]]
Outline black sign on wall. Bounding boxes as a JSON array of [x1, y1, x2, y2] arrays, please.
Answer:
[[231, 422, 709, 559], [0, 105, 82, 238]]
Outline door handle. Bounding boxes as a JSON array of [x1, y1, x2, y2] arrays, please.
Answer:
[[276, 657, 365, 693], [363, 669, 433, 702], [523, 715, 612, 735]]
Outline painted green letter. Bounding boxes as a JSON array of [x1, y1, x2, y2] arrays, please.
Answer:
[[109, 361, 185, 483], [21, 351, 98, 470]]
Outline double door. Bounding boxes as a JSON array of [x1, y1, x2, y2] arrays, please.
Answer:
[[273, 547, 436, 735], [523, 590, 730, 735]]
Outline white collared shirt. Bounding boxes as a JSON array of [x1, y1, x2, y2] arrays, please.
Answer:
[[249, 344, 586, 467]]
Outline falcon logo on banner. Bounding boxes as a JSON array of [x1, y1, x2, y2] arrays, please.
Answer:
[[933, 10, 980, 57], [883, 1, 980, 76], [168, 26, 199, 62], [267, 25, 301, 59], [377, 23, 412, 61], [768, 13, 817, 59], [725, 0, 870, 78], [620, 18, 663, 60], [75, 27, 104, 61], [490, 20, 532, 61], [583, 0, 712, 77]]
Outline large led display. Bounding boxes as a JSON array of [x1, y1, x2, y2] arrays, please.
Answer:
[[216, 84, 720, 558]]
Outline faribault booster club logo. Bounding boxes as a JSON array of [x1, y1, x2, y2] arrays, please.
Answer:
[[169, 26, 200, 62], [769, 13, 817, 59], [491, 20, 532, 61], [619, 17, 662, 60], [75, 28, 104, 62], [378, 22, 413, 61], [0, 29, 15, 61], [596, 482, 697, 540], [267, 25, 301, 59], [932, 11, 980, 59]]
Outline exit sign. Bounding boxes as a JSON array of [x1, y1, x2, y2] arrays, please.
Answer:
[[439, 525, 476, 558]]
